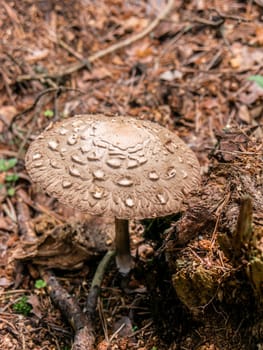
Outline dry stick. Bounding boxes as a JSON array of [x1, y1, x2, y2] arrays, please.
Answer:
[[39, 269, 96, 350], [16, 191, 115, 348], [15, 190, 95, 348], [86, 250, 115, 315], [16, 196, 95, 350], [11, 86, 84, 127], [191, 16, 224, 26], [39, 251, 114, 350], [16, 188, 65, 223], [212, 8, 250, 22], [16, 189, 37, 242], [16, 0, 174, 82]]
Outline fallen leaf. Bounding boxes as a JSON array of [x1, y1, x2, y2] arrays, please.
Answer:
[[82, 67, 112, 81], [112, 55, 124, 65], [27, 294, 43, 318], [229, 44, 263, 70], [238, 105, 251, 124], [0, 277, 13, 288], [239, 84, 263, 104], [26, 49, 49, 63], [0, 106, 17, 132], [113, 316, 134, 338], [122, 17, 148, 31], [0, 216, 16, 231], [160, 70, 183, 81], [254, 0, 263, 6]]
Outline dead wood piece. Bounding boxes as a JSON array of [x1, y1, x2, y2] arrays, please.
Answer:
[[39, 251, 115, 350], [238, 197, 263, 303], [219, 195, 263, 302], [11, 218, 111, 269], [16, 189, 37, 242], [175, 206, 216, 246], [40, 269, 95, 350], [233, 195, 253, 256], [73, 327, 95, 350]]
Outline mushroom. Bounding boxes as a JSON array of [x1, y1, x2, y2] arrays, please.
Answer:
[[25, 114, 200, 274]]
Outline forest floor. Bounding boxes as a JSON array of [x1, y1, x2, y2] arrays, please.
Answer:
[[0, 1, 262, 349]]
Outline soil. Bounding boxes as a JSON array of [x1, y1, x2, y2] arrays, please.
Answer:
[[0, 1, 262, 350]]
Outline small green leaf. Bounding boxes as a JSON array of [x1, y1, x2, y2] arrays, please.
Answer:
[[248, 75, 263, 89], [13, 296, 32, 316], [151, 347, 158, 350], [35, 279, 47, 289], [5, 173, 19, 182], [0, 158, 17, 172], [44, 109, 54, 118], [7, 187, 16, 196]]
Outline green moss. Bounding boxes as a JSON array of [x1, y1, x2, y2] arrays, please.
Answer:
[[172, 264, 217, 310], [13, 296, 32, 316]]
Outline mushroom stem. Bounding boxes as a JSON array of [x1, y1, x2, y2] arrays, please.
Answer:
[[115, 218, 133, 275]]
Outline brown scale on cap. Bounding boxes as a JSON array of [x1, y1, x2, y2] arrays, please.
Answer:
[[25, 114, 200, 219], [25, 114, 201, 274]]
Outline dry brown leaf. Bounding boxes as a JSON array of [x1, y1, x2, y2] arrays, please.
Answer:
[[112, 55, 125, 65], [0, 106, 17, 132], [238, 105, 252, 124], [239, 83, 263, 105], [0, 216, 15, 231], [160, 70, 183, 81], [0, 276, 13, 288], [255, 26, 263, 45], [254, 0, 263, 6], [27, 294, 43, 318], [82, 67, 112, 81], [122, 17, 148, 31], [26, 49, 50, 63], [229, 44, 263, 70], [2, 1, 25, 38]]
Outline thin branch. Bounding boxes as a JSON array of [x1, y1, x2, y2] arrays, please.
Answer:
[[11, 86, 84, 127], [40, 269, 96, 350], [86, 250, 115, 315]]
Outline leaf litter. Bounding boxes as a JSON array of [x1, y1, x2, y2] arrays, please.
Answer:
[[0, 0, 262, 349]]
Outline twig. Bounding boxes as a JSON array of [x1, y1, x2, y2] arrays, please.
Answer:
[[2, 198, 17, 223], [16, 189, 37, 242], [191, 16, 224, 27], [87, 0, 174, 62], [0, 69, 16, 105], [39, 268, 96, 350], [219, 26, 234, 55], [11, 86, 84, 127], [213, 8, 251, 22], [15, 186, 110, 349], [14, 184, 112, 349], [86, 250, 115, 315], [10, 86, 84, 159], [16, 188, 65, 223], [40, 250, 115, 350], [53, 37, 92, 72], [16, 0, 174, 83]]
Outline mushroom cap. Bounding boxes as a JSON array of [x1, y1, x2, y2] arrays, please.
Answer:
[[25, 114, 200, 219]]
